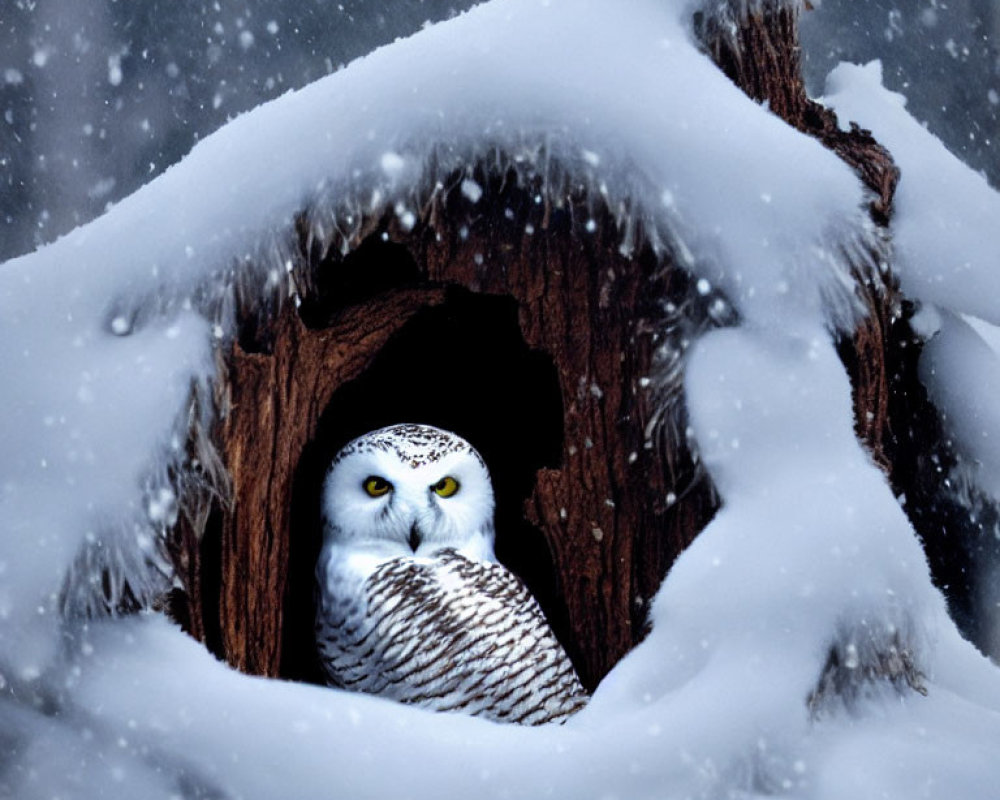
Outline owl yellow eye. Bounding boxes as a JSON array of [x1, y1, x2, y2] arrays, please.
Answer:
[[363, 476, 392, 497], [431, 476, 460, 498]]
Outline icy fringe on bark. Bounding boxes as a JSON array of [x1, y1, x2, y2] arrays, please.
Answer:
[[53, 137, 883, 628], [59, 371, 228, 619], [299, 137, 878, 441]]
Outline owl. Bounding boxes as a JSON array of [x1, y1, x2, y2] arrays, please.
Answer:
[[314, 423, 587, 725]]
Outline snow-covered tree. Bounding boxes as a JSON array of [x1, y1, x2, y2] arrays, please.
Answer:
[[1, 1, 999, 798]]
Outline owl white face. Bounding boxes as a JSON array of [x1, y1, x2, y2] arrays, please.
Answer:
[[322, 424, 496, 562]]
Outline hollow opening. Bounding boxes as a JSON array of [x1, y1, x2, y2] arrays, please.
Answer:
[[298, 237, 423, 329], [282, 285, 567, 683]]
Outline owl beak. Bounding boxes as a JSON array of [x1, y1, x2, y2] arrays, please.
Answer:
[[408, 523, 422, 553]]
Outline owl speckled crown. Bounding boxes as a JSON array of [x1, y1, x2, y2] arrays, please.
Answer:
[[332, 423, 486, 470]]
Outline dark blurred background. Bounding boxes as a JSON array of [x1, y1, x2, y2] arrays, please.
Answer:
[[800, 0, 999, 185]]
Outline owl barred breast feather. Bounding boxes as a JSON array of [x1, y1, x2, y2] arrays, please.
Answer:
[[314, 423, 588, 725]]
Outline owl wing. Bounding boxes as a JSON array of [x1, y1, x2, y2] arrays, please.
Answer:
[[318, 549, 587, 725]]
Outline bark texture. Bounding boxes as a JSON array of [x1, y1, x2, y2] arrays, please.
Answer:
[[413, 185, 719, 687], [699, 2, 899, 220], [213, 289, 450, 676], [178, 174, 719, 689]]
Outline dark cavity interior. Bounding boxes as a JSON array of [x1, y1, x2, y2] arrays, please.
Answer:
[[283, 284, 567, 683]]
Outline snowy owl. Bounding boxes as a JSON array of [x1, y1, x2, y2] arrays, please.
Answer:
[[314, 423, 587, 725]]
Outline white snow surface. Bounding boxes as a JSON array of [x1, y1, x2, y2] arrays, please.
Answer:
[[1, 0, 999, 798], [823, 60, 1000, 327]]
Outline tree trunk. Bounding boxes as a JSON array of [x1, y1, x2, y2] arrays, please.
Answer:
[[174, 169, 720, 690], [170, 2, 992, 690]]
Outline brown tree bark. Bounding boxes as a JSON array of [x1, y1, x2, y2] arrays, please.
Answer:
[[177, 175, 719, 689], [209, 288, 449, 676], [412, 185, 719, 688]]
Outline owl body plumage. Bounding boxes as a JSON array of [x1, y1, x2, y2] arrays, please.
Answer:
[[315, 424, 587, 725]]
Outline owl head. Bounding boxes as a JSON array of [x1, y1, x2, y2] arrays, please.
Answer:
[[321, 424, 496, 560]]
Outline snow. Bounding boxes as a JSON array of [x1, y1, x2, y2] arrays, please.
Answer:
[[0, 299, 210, 677], [823, 60, 1000, 327], [1, 0, 999, 797], [920, 313, 1000, 500]]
